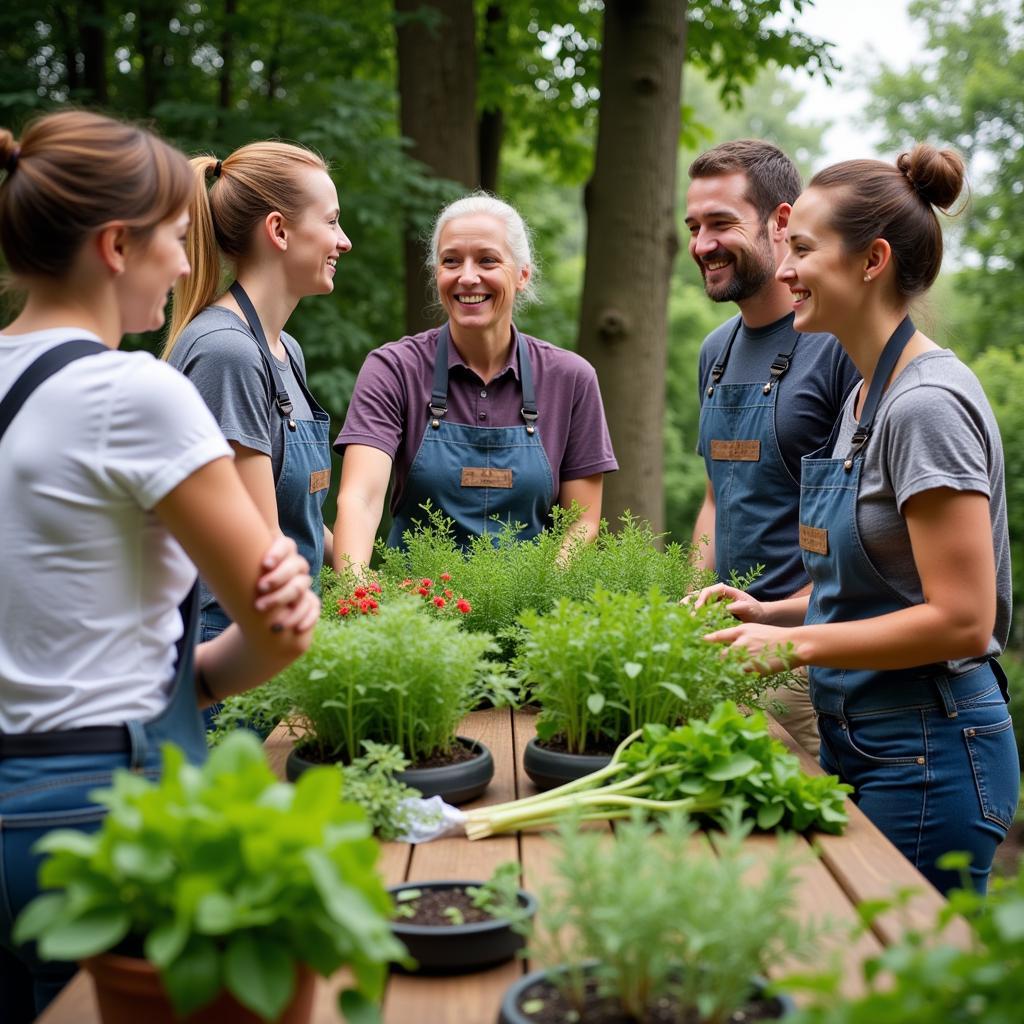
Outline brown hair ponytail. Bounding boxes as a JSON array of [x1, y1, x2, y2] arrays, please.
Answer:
[[0, 110, 191, 281], [165, 141, 327, 355]]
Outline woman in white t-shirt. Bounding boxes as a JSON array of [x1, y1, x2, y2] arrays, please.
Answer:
[[0, 111, 320, 1019]]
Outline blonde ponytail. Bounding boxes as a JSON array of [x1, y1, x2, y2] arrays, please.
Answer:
[[165, 156, 224, 355], [164, 141, 327, 356]]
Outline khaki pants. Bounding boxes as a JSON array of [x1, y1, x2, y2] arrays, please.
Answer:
[[762, 668, 819, 758]]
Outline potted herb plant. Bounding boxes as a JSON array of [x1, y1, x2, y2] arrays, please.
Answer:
[[497, 811, 814, 1024], [214, 597, 508, 804], [13, 732, 405, 1024], [517, 587, 785, 789], [387, 863, 538, 974]]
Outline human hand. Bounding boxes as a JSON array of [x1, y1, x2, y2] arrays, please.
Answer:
[[683, 582, 767, 624], [254, 534, 315, 631], [703, 621, 793, 674]]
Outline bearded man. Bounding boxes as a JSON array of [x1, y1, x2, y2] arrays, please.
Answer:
[[685, 140, 859, 755]]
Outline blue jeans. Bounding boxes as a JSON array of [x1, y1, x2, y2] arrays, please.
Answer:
[[818, 667, 1019, 895], [0, 751, 162, 1021]]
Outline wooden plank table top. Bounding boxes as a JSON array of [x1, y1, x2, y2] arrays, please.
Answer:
[[38, 708, 965, 1024]]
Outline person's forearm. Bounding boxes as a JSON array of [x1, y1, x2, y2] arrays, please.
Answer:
[[761, 595, 810, 627], [322, 524, 334, 569], [691, 497, 715, 571], [195, 621, 311, 705], [332, 494, 380, 572], [788, 602, 991, 671]]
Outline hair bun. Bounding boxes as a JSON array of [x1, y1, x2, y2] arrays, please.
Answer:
[[0, 128, 20, 177], [897, 144, 965, 211]]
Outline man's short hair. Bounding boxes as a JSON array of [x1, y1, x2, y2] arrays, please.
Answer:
[[688, 140, 802, 222]]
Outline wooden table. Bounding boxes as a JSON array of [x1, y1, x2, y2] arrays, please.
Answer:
[[39, 708, 968, 1024]]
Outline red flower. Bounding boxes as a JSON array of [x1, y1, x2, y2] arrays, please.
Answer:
[[456, 599, 471, 614], [368, 581, 382, 594], [338, 604, 351, 617], [401, 578, 412, 588], [417, 586, 429, 597], [421, 578, 433, 588], [366, 598, 379, 610], [359, 599, 374, 613], [444, 589, 453, 598], [353, 586, 368, 599], [440, 573, 451, 582], [433, 596, 446, 608]]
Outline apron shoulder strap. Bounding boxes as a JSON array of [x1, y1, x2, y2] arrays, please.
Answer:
[[228, 281, 297, 431], [0, 339, 106, 444]]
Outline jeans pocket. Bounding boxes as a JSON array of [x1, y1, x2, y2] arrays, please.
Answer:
[[842, 712, 926, 766], [964, 718, 1020, 831]]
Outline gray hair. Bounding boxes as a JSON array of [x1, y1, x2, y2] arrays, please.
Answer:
[[427, 191, 540, 309]]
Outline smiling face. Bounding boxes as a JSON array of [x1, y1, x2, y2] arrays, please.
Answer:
[[283, 168, 351, 297], [685, 171, 777, 304], [776, 187, 866, 335], [117, 208, 191, 334], [435, 213, 530, 336]]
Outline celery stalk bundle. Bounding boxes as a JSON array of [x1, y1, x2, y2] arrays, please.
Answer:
[[464, 701, 851, 840]]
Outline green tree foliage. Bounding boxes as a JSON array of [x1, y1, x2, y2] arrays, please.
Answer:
[[867, 0, 1024, 359]]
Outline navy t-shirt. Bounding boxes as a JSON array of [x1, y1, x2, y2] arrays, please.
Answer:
[[697, 312, 859, 595]]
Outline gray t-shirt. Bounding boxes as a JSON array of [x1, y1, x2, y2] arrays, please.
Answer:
[[832, 349, 1011, 662], [167, 306, 314, 482]]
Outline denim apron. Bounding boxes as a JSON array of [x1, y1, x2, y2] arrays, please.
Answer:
[[387, 324, 554, 550], [800, 316, 1019, 894], [697, 317, 802, 600], [200, 283, 332, 641], [0, 340, 209, 1011]]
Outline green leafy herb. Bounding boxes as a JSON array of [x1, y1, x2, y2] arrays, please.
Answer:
[[465, 701, 852, 839], [524, 811, 819, 1024], [213, 597, 508, 766], [14, 733, 406, 1021], [788, 853, 1024, 1023], [519, 586, 789, 752]]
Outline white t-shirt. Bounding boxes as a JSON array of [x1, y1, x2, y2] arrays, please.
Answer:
[[0, 328, 231, 731]]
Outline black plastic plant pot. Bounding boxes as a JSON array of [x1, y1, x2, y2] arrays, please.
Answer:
[[497, 964, 796, 1023], [388, 879, 537, 975], [522, 737, 611, 792], [286, 736, 494, 805]]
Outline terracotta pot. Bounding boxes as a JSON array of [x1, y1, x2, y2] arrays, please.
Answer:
[[287, 736, 494, 805], [497, 963, 795, 1023], [387, 879, 537, 974], [82, 953, 316, 1024], [522, 736, 611, 792]]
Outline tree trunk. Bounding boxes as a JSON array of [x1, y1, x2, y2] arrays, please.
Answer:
[[79, 0, 108, 104], [576, 0, 687, 532], [478, 3, 507, 194], [395, 0, 479, 334]]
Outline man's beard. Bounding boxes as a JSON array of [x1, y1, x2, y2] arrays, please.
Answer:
[[701, 226, 775, 304]]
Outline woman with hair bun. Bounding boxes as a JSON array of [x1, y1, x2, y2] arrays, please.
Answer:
[[333, 192, 617, 566], [166, 142, 348, 647], [0, 112, 318, 1018], [697, 144, 1018, 894]]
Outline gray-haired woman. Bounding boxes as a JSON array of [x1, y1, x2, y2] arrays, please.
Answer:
[[332, 193, 617, 566]]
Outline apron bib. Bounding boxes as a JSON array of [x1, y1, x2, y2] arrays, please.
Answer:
[[388, 324, 553, 550]]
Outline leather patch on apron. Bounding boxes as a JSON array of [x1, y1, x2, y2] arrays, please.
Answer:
[[710, 439, 761, 462], [309, 468, 331, 494], [461, 467, 513, 489], [799, 524, 829, 556]]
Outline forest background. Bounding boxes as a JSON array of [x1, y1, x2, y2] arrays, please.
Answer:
[[2, 0, 1022, 661]]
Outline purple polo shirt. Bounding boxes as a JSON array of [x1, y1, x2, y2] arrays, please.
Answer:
[[335, 327, 618, 515]]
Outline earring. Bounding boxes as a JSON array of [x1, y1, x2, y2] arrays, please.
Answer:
[[863, 274, 871, 283]]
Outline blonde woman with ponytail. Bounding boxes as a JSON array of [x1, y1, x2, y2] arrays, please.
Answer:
[[166, 142, 349, 649]]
